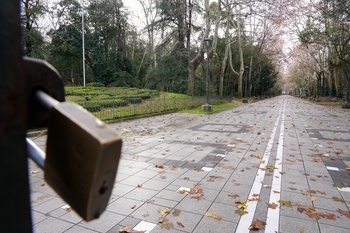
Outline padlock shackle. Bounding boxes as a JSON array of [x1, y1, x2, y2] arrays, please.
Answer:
[[35, 90, 60, 111], [26, 138, 45, 169]]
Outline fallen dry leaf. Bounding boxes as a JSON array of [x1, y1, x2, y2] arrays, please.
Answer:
[[250, 154, 262, 159], [145, 199, 155, 204], [158, 217, 168, 223], [266, 165, 275, 172], [205, 211, 222, 221], [158, 208, 171, 215], [176, 222, 185, 228], [268, 202, 278, 209], [278, 200, 292, 207], [172, 209, 181, 216], [332, 196, 345, 203], [297, 205, 335, 220], [228, 194, 240, 199], [249, 220, 266, 230], [189, 188, 203, 195], [235, 209, 248, 216], [337, 209, 350, 218], [119, 226, 132, 233], [191, 195, 203, 201], [155, 164, 164, 169], [160, 222, 174, 230], [308, 196, 317, 201]]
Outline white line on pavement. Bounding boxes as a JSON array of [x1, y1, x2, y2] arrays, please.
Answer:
[[235, 107, 282, 232], [265, 103, 285, 233]]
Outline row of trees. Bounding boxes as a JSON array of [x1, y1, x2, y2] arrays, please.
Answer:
[[287, 0, 350, 99], [21, 0, 284, 98]]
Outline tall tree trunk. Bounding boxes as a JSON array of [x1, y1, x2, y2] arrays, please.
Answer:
[[187, 0, 211, 96], [219, 11, 230, 98]]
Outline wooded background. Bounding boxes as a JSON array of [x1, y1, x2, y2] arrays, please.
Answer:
[[21, 0, 350, 99]]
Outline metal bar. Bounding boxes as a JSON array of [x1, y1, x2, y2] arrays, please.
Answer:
[[35, 90, 60, 110], [26, 138, 45, 169]]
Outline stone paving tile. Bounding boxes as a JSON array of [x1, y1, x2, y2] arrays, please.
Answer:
[[32, 196, 66, 215], [206, 202, 240, 222], [154, 210, 203, 233], [141, 179, 171, 191], [155, 189, 187, 202], [174, 196, 212, 215], [126, 187, 158, 201], [279, 215, 319, 233], [34, 217, 74, 233], [59, 210, 83, 224], [78, 211, 124, 232], [64, 225, 100, 233], [31, 210, 48, 225], [111, 183, 135, 197], [106, 216, 141, 233], [193, 216, 237, 232], [107, 197, 143, 216], [118, 175, 149, 187], [319, 224, 350, 233]]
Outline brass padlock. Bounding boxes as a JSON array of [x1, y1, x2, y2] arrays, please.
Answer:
[[35, 90, 122, 221]]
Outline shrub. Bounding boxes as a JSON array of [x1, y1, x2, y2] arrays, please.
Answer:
[[84, 104, 101, 112]]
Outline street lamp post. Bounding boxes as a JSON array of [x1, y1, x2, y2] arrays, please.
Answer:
[[202, 38, 212, 112], [81, 0, 86, 87], [243, 66, 249, 103]]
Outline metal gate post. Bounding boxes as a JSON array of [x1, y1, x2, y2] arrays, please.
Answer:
[[0, 1, 33, 232]]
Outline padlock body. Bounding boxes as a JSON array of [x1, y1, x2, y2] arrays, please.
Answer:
[[45, 102, 122, 221]]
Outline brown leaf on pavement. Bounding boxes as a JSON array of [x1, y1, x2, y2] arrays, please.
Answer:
[[160, 222, 174, 230], [172, 209, 181, 216], [155, 164, 164, 169], [308, 196, 317, 201], [177, 222, 185, 228], [228, 194, 240, 199], [249, 220, 266, 230], [297, 205, 335, 220], [337, 209, 350, 218], [235, 209, 248, 216], [205, 211, 222, 221], [268, 202, 278, 209], [332, 196, 345, 203], [119, 226, 132, 233], [278, 200, 292, 207], [189, 188, 203, 195], [158, 208, 171, 215]]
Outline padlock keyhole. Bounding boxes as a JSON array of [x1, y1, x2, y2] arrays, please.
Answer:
[[99, 181, 108, 195]]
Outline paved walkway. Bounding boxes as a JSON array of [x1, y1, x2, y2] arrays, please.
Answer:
[[29, 95, 350, 233]]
